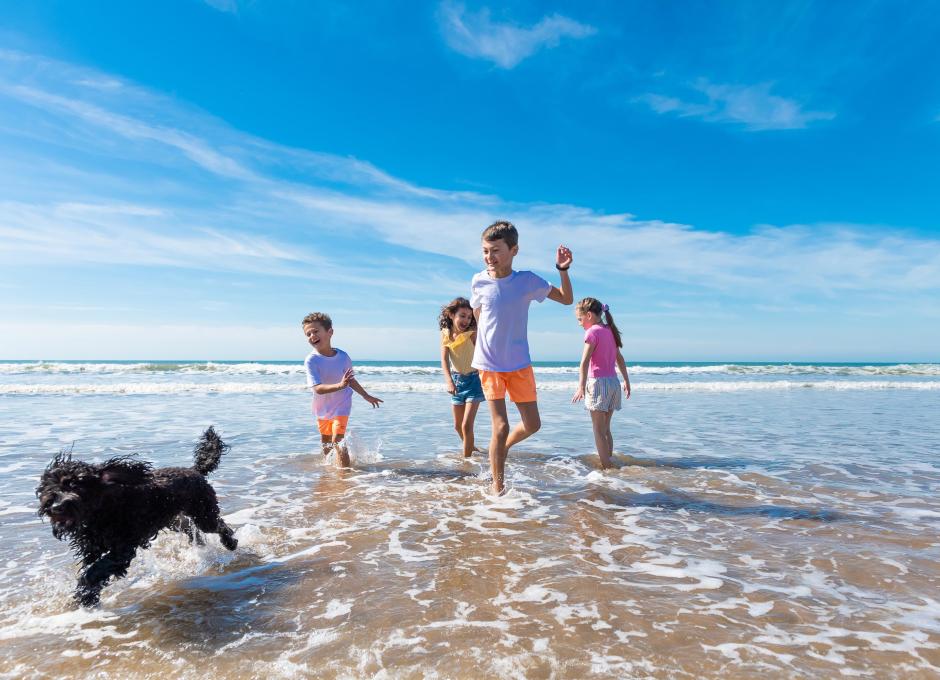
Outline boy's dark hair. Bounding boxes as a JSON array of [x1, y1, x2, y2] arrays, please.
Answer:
[[301, 312, 333, 331], [482, 220, 518, 248], [438, 297, 477, 332]]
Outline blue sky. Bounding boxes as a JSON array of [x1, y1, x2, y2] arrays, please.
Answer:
[[0, 0, 938, 361]]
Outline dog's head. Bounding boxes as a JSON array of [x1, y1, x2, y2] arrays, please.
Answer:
[[36, 453, 153, 539]]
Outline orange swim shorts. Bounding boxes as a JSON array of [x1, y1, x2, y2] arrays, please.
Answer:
[[317, 415, 349, 436], [479, 366, 537, 403]]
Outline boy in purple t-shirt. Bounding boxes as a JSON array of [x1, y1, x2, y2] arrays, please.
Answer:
[[302, 312, 382, 467], [470, 221, 574, 495]]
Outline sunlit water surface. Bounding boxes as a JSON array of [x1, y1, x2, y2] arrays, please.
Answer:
[[1, 362, 938, 679]]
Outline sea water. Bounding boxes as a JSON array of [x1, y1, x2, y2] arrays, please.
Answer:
[[1, 361, 938, 678]]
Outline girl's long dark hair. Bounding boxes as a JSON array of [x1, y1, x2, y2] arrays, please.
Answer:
[[439, 297, 476, 332], [576, 297, 622, 348]]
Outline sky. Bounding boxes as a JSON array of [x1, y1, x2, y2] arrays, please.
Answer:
[[0, 0, 938, 361]]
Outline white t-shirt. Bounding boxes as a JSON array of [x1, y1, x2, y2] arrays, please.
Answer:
[[470, 270, 551, 372], [304, 348, 353, 418]]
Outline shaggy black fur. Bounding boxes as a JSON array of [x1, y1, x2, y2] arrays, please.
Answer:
[[36, 427, 238, 607]]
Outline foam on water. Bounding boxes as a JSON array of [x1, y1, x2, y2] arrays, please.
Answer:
[[1, 367, 939, 677], [3, 379, 939, 394], [4, 360, 940, 376]]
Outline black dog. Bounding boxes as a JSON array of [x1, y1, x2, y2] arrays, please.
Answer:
[[36, 427, 238, 607]]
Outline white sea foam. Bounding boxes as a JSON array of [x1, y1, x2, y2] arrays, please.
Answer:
[[3, 361, 939, 377], [2, 379, 939, 395]]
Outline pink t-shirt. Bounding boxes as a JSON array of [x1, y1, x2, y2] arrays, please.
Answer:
[[585, 324, 617, 378]]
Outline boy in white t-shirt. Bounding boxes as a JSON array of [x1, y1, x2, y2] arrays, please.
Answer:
[[302, 312, 382, 467], [470, 221, 573, 494]]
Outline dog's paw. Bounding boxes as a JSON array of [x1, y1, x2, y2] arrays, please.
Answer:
[[75, 590, 101, 608]]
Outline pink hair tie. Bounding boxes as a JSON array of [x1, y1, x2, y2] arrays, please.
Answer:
[[602, 304, 609, 312]]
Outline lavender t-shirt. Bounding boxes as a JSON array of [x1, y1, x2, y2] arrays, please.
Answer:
[[470, 270, 551, 372], [585, 324, 618, 378], [304, 348, 353, 418]]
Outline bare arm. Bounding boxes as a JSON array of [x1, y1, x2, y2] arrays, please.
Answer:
[[572, 342, 596, 402], [349, 377, 383, 407], [313, 368, 353, 395], [441, 345, 456, 394], [546, 245, 574, 305], [616, 349, 631, 398]]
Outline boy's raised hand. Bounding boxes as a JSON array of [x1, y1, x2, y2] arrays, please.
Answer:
[[340, 368, 355, 388], [556, 245, 573, 270]]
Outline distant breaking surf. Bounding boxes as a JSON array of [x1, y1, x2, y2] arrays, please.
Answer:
[[2, 380, 938, 395]]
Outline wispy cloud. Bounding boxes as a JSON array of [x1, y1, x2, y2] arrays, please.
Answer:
[[438, 1, 596, 69], [202, 0, 238, 14], [0, 48, 937, 347], [635, 79, 835, 131], [0, 49, 934, 298]]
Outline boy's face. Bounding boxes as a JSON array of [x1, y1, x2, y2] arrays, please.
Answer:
[[481, 238, 518, 275], [303, 322, 333, 351]]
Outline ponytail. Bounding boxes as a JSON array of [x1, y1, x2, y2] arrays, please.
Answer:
[[603, 308, 623, 349]]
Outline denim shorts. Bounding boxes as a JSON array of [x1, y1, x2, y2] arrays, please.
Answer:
[[451, 371, 485, 405]]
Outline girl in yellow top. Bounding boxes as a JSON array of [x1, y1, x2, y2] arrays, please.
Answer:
[[439, 297, 485, 458]]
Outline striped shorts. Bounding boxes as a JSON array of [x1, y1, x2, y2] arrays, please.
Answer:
[[585, 376, 622, 412]]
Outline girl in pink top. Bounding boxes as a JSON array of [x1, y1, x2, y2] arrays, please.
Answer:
[[571, 297, 631, 469]]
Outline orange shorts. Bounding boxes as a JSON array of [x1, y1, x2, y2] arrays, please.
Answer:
[[317, 415, 349, 436], [480, 366, 537, 403]]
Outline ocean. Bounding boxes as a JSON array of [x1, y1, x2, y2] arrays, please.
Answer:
[[1, 361, 939, 678]]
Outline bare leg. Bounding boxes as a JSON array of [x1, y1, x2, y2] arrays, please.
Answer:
[[505, 401, 541, 451], [452, 403, 467, 449], [332, 433, 350, 468], [320, 434, 332, 456], [461, 401, 481, 458], [487, 399, 511, 494], [605, 410, 615, 458], [591, 410, 613, 469]]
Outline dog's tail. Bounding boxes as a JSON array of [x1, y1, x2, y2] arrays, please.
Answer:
[[193, 426, 230, 476]]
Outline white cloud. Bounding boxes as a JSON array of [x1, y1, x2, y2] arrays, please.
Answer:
[[0, 48, 938, 362], [0, 321, 438, 361], [0, 50, 935, 299], [438, 1, 596, 68], [202, 0, 238, 14], [636, 79, 835, 131]]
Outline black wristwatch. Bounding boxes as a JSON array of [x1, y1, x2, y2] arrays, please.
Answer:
[[556, 263, 570, 271]]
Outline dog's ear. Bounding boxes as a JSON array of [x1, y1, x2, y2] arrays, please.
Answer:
[[99, 457, 153, 486]]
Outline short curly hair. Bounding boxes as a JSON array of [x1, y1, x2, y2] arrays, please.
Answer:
[[301, 312, 332, 331]]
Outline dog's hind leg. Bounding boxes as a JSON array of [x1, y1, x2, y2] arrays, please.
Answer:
[[75, 546, 137, 607], [169, 514, 206, 546], [191, 510, 238, 551]]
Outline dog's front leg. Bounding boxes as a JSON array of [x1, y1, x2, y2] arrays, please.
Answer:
[[75, 547, 137, 607]]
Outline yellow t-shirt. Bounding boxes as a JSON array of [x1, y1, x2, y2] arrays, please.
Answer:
[[442, 329, 476, 375]]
